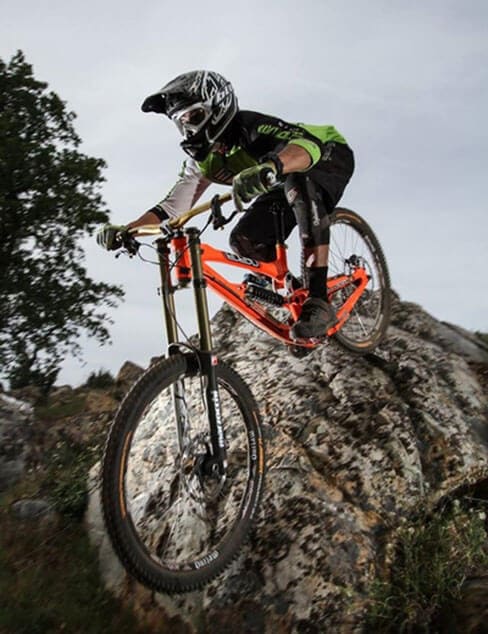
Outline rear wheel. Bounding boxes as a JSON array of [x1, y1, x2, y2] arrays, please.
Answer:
[[328, 207, 391, 353], [101, 354, 265, 593]]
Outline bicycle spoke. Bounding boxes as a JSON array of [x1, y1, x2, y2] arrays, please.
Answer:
[[328, 210, 390, 350], [122, 370, 253, 570]]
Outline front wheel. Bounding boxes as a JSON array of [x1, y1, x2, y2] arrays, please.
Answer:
[[101, 353, 265, 593], [328, 207, 391, 353]]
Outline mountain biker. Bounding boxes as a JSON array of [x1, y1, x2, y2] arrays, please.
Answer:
[[97, 70, 354, 339]]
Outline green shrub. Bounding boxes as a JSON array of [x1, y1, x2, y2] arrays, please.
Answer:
[[475, 331, 488, 346], [83, 369, 116, 389], [44, 441, 94, 519], [35, 394, 86, 420], [366, 499, 488, 633]]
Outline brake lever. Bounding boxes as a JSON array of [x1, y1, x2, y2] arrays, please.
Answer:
[[119, 231, 140, 256], [211, 194, 227, 230]]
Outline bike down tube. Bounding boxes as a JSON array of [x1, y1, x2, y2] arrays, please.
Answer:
[[186, 228, 227, 473], [199, 243, 298, 344], [201, 253, 370, 343], [171, 235, 370, 345]]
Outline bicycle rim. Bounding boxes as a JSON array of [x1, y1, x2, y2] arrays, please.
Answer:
[[102, 355, 264, 592], [328, 208, 391, 352]]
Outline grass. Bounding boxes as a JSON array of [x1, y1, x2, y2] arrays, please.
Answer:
[[0, 510, 160, 634], [43, 441, 94, 519], [35, 394, 86, 421], [366, 498, 488, 633], [0, 427, 170, 632], [0, 385, 173, 633]]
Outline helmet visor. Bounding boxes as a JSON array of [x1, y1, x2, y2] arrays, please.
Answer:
[[171, 102, 212, 139]]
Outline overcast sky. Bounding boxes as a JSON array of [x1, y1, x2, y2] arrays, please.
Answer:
[[2, 0, 487, 386]]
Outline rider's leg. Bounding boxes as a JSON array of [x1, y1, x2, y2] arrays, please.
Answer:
[[229, 189, 295, 262], [286, 143, 355, 338], [285, 174, 337, 338]]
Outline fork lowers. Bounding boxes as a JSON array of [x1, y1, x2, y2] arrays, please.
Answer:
[[245, 284, 285, 307]]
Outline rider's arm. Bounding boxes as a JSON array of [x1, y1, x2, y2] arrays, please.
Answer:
[[240, 111, 348, 174], [277, 144, 313, 174], [127, 209, 163, 230], [154, 159, 211, 219], [128, 159, 211, 229]]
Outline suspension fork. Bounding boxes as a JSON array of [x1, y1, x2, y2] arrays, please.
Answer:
[[186, 228, 228, 475], [156, 239, 188, 453]]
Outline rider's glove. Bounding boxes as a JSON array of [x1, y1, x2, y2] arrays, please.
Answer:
[[232, 162, 277, 211], [96, 224, 127, 251]]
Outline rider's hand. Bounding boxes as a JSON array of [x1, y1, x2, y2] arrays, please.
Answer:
[[96, 224, 127, 251], [232, 162, 277, 211]]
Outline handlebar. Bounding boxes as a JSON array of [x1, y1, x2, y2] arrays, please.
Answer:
[[126, 168, 279, 241], [127, 192, 234, 239]]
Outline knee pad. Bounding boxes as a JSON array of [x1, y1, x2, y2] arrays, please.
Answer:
[[229, 231, 276, 262], [285, 174, 330, 247]]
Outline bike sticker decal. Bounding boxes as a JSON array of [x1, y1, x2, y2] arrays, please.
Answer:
[[194, 550, 219, 569], [210, 390, 225, 448], [224, 252, 260, 268], [248, 430, 257, 461], [286, 187, 298, 204]]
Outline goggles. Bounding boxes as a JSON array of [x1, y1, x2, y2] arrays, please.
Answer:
[[171, 102, 213, 138]]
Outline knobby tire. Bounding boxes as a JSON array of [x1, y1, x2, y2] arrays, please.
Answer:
[[329, 207, 391, 353], [101, 353, 265, 593]]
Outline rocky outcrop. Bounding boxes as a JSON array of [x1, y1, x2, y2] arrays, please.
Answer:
[[0, 394, 33, 491], [87, 295, 488, 633]]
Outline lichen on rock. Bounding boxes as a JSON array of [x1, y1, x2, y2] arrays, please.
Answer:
[[87, 295, 488, 633]]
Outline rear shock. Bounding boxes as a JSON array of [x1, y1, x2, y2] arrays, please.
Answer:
[[245, 283, 285, 307]]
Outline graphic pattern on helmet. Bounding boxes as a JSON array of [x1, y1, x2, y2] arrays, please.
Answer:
[[142, 70, 238, 160]]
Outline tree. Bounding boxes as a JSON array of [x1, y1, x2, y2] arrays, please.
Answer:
[[0, 51, 124, 394]]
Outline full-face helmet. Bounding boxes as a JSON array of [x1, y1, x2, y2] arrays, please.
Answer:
[[142, 71, 238, 160]]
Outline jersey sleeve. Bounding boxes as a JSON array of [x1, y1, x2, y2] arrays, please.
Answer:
[[157, 159, 211, 219], [240, 111, 347, 171], [241, 111, 324, 170]]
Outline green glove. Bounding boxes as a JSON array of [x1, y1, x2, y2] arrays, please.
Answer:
[[232, 162, 277, 211], [96, 224, 127, 251]]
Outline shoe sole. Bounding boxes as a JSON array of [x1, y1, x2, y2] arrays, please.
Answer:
[[290, 317, 338, 341]]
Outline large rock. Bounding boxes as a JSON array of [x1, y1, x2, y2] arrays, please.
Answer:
[[11, 498, 57, 523], [115, 361, 144, 388], [87, 296, 488, 633], [0, 394, 33, 491]]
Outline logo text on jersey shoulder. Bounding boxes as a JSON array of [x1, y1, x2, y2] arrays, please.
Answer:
[[257, 124, 300, 141]]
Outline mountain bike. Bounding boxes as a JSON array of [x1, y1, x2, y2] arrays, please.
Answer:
[[101, 192, 391, 593]]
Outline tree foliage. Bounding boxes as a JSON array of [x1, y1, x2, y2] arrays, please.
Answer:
[[0, 51, 123, 393]]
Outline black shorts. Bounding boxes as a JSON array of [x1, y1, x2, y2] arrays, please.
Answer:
[[308, 142, 355, 212], [229, 143, 354, 261]]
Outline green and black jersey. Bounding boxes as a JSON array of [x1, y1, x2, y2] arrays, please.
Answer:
[[158, 110, 349, 219]]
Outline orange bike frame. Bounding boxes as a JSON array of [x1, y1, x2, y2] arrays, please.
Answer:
[[171, 232, 369, 349]]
